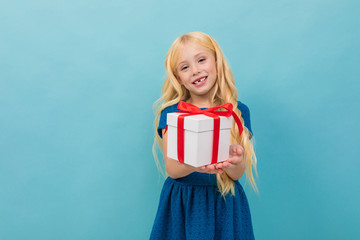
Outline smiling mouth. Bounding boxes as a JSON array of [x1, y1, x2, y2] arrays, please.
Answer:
[[193, 76, 207, 84]]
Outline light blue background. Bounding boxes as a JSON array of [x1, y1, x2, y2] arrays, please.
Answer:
[[1, 0, 359, 239]]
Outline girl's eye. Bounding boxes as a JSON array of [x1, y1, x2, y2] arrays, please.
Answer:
[[181, 66, 188, 71], [199, 58, 206, 62]]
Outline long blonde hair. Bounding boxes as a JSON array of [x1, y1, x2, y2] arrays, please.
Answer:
[[152, 32, 258, 196]]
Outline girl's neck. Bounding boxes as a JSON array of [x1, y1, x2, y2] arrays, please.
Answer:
[[185, 96, 214, 109]]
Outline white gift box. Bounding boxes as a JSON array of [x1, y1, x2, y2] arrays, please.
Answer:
[[167, 112, 233, 167]]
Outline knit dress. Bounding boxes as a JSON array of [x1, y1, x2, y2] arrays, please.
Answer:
[[150, 101, 255, 240]]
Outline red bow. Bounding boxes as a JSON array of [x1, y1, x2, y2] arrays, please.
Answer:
[[167, 101, 243, 165]]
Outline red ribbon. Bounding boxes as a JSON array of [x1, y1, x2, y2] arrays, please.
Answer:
[[166, 101, 243, 165]]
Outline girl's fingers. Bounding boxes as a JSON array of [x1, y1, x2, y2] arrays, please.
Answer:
[[202, 164, 223, 174], [227, 158, 235, 164], [198, 161, 242, 174], [222, 161, 230, 168], [220, 158, 239, 168], [230, 144, 244, 156], [233, 147, 238, 153], [207, 164, 216, 170]]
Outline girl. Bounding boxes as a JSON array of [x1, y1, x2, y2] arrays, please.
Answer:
[[150, 32, 257, 240]]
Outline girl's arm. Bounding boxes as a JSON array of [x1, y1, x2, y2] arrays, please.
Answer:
[[162, 129, 223, 178]]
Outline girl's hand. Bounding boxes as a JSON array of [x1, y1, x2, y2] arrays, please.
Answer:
[[215, 144, 244, 171], [197, 164, 224, 174], [192, 145, 244, 175]]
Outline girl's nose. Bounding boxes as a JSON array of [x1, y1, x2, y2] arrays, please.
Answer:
[[192, 65, 200, 76]]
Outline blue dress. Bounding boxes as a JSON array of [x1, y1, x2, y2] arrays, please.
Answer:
[[150, 101, 255, 240]]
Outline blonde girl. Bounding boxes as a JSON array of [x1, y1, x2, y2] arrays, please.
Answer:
[[150, 32, 257, 240]]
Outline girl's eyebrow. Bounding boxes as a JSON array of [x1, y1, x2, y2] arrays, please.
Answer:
[[177, 52, 208, 67]]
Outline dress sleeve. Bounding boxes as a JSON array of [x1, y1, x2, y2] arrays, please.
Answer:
[[237, 101, 253, 136], [157, 107, 169, 139]]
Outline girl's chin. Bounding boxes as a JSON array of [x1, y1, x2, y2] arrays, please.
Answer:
[[188, 89, 211, 97]]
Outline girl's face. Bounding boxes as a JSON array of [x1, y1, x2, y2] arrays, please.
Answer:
[[175, 42, 217, 100]]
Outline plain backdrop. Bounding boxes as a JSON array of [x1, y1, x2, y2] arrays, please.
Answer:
[[1, 0, 359, 239]]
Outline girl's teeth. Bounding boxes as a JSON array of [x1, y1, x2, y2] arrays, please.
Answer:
[[194, 77, 206, 84]]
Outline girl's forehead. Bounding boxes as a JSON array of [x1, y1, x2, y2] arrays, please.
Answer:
[[180, 41, 210, 53], [177, 42, 213, 61]]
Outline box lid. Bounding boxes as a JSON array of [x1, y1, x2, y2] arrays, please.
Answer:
[[167, 112, 233, 132]]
